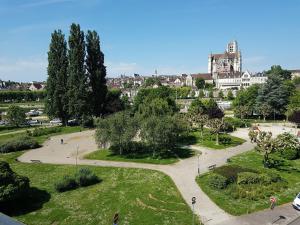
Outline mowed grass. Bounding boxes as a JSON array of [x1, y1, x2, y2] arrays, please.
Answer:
[[0, 126, 84, 145], [197, 150, 300, 215], [0, 152, 199, 225], [85, 147, 194, 165], [181, 129, 245, 150]]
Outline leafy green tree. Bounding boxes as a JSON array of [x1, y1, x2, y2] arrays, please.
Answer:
[[258, 103, 272, 121], [6, 105, 26, 127], [266, 65, 292, 80], [195, 78, 205, 90], [140, 115, 186, 156], [248, 130, 258, 143], [209, 90, 214, 98], [143, 77, 161, 87], [95, 111, 137, 155], [204, 98, 224, 119], [67, 23, 88, 121], [207, 118, 224, 145], [46, 30, 69, 125], [234, 105, 250, 120], [274, 132, 300, 160], [86, 30, 107, 117], [227, 90, 234, 100], [257, 73, 295, 115], [255, 131, 276, 167], [104, 89, 125, 114], [0, 161, 30, 204], [188, 111, 209, 142], [287, 90, 300, 125], [138, 97, 175, 119], [189, 98, 206, 114]]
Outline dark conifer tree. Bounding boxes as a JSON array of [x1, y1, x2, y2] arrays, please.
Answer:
[[86, 30, 108, 117], [46, 30, 69, 125], [67, 23, 88, 120]]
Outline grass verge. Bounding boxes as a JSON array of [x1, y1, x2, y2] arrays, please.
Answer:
[[0, 152, 200, 225]]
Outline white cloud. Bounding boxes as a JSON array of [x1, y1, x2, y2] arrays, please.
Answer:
[[0, 57, 47, 82]]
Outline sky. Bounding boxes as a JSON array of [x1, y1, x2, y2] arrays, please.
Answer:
[[0, 0, 299, 82]]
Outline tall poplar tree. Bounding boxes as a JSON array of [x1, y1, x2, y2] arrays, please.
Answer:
[[86, 30, 108, 117], [67, 23, 88, 120], [46, 30, 69, 125]]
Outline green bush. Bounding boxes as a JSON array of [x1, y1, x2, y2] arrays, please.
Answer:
[[219, 135, 232, 145], [224, 117, 251, 129], [75, 168, 100, 187], [207, 173, 228, 189], [0, 136, 40, 153], [279, 148, 298, 160], [214, 165, 256, 183], [55, 176, 78, 192], [237, 172, 260, 185], [27, 127, 62, 137], [258, 173, 272, 185], [265, 171, 283, 183], [0, 161, 30, 203], [264, 155, 285, 168]]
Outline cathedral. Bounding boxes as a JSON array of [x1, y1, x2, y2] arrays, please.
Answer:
[[208, 41, 242, 80]]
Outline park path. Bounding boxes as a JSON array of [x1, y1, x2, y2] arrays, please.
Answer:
[[18, 125, 299, 225]]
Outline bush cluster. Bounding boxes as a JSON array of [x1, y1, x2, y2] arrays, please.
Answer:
[[207, 173, 228, 189], [0, 136, 39, 153], [214, 165, 256, 183], [0, 161, 30, 203], [237, 172, 260, 185], [55, 168, 100, 192], [27, 127, 62, 137], [224, 117, 251, 130]]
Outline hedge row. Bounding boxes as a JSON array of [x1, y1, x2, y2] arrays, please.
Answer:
[[0, 136, 40, 153]]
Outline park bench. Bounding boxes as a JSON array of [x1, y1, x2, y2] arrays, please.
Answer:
[[31, 159, 41, 163], [208, 164, 216, 170]]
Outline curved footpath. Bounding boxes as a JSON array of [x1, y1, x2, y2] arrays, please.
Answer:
[[18, 125, 300, 225]]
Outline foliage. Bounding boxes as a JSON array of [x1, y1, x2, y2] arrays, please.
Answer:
[[189, 98, 206, 114], [255, 131, 276, 168], [206, 118, 224, 145], [55, 175, 78, 192], [104, 89, 125, 114], [234, 105, 250, 119], [198, 89, 205, 98], [218, 90, 224, 99], [6, 105, 26, 127], [207, 173, 227, 189], [95, 111, 137, 155], [248, 130, 258, 143], [263, 154, 285, 169], [274, 132, 300, 160], [257, 103, 272, 121], [0, 91, 46, 103], [209, 90, 213, 98], [237, 172, 260, 185], [224, 117, 250, 131], [0, 136, 39, 153], [173, 87, 192, 99], [45, 29, 69, 125], [227, 90, 234, 100], [143, 77, 161, 87], [232, 84, 260, 117], [257, 71, 295, 115], [86, 30, 107, 117], [67, 23, 89, 120], [266, 65, 292, 80], [195, 78, 205, 90], [287, 90, 300, 125], [203, 98, 224, 118], [75, 168, 100, 187], [81, 114, 94, 128], [214, 165, 255, 183], [0, 161, 30, 203], [133, 86, 177, 113], [140, 115, 187, 156], [27, 127, 62, 137]]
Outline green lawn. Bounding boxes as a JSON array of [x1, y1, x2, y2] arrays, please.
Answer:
[[181, 129, 246, 149], [85, 147, 195, 165], [0, 152, 199, 225], [0, 126, 85, 145], [196, 150, 300, 215]]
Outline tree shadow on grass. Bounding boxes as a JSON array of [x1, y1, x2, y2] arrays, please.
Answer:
[[0, 187, 51, 217]]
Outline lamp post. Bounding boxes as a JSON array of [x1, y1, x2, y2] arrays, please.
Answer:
[[197, 153, 200, 175]]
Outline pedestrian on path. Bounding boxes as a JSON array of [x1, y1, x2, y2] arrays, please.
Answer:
[[60, 139, 64, 144]]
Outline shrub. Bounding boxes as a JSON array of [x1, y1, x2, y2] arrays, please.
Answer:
[[55, 176, 78, 192], [0, 136, 39, 153], [0, 161, 30, 203], [224, 117, 251, 129], [207, 173, 227, 189], [214, 165, 256, 183], [237, 172, 260, 185], [278, 148, 298, 160], [264, 155, 285, 168], [27, 127, 62, 137], [258, 173, 272, 185], [265, 171, 283, 183], [75, 168, 100, 187], [219, 135, 232, 145]]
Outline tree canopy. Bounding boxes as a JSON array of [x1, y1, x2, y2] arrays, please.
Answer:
[[6, 105, 26, 127], [195, 78, 205, 90]]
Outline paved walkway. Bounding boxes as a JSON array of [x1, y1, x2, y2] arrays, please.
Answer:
[[18, 124, 299, 225]]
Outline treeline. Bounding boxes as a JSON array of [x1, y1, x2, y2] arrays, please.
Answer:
[[46, 23, 110, 125], [0, 91, 46, 102], [233, 65, 299, 124]]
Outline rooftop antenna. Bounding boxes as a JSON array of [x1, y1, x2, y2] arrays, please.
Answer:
[[155, 69, 158, 77]]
